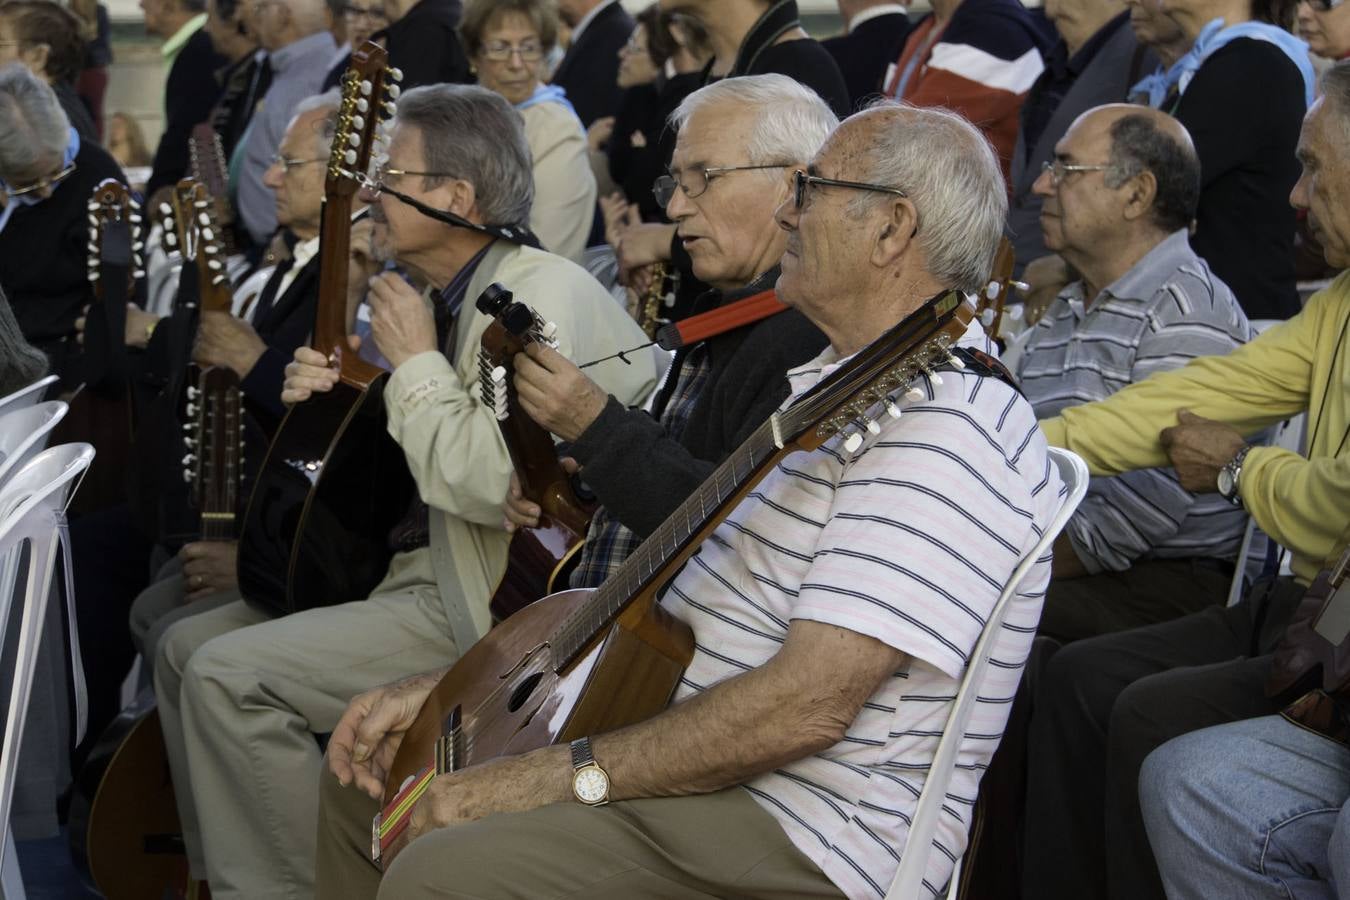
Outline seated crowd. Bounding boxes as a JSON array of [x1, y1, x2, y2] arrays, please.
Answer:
[[0, 0, 1347, 898]]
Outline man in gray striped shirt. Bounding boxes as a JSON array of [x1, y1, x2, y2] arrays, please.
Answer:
[[1018, 103, 1251, 641]]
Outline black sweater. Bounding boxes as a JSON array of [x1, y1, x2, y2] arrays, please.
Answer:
[[1172, 39, 1305, 321], [569, 294, 828, 538]]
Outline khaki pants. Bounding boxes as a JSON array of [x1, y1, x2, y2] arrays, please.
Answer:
[[154, 550, 462, 900], [315, 773, 845, 900], [127, 556, 237, 664]]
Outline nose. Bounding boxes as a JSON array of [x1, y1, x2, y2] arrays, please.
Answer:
[[665, 183, 692, 221], [773, 192, 799, 235], [1289, 168, 1310, 212], [262, 160, 284, 189], [1032, 167, 1055, 198]]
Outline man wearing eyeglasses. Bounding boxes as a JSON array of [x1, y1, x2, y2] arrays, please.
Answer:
[[312, 90, 1061, 900], [0, 63, 124, 387]]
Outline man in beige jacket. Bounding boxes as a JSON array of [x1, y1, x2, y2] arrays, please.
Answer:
[[153, 84, 656, 899]]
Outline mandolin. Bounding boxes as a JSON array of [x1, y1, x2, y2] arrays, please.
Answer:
[[374, 289, 976, 860], [236, 44, 413, 617], [475, 284, 595, 623]]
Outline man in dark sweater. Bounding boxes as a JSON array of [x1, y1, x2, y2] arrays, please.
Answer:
[[821, 0, 911, 107], [144, 0, 227, 197], [551, 0, 635, 128]]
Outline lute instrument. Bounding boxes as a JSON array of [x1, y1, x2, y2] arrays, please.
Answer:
[[237, 44, 413, 617], [374, 289, 976, 859], [475, 284, 595, 623]]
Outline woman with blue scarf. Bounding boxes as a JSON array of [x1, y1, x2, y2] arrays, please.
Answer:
[[1130, 0, 1311, 320], [460, 0, 598, 264]]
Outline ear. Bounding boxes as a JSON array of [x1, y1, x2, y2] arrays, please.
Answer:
[[21, 42, 50, 77], [868, 196, 920, 270], [1121, 170, 1158, 223], [439, 178, 479, 220]]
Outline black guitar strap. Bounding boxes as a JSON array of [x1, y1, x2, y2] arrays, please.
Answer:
[[941, 346, 1025, 398]]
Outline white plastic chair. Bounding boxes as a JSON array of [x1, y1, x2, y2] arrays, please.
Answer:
[[0, 374, 57, 419], [0, 443, 93, 890], [885, 447, 1089, 900], [0, 402, 68, 490]]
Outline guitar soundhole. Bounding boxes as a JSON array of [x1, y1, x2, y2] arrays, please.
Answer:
[[507, 672, 544, 713]]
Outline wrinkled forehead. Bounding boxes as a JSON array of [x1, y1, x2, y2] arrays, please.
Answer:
[[671, 102, 755, 169]]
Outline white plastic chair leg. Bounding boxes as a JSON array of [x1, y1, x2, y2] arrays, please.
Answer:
[[0, 830, 25, 900]]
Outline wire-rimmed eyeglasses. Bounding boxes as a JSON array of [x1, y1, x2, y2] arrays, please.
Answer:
[[1039, 159, 1117, 187], [652, 163, 791, 207]]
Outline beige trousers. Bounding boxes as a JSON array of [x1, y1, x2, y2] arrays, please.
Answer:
[[314, 774, 845, 900], [154, 550, 462, 900]]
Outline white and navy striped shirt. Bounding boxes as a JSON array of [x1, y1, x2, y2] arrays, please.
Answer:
[[1016, 230, 1251, 572], [663, 321, 1064, 898]]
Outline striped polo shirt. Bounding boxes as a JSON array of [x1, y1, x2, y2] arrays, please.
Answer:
[[662, 320, 1064, 898], [1015, 230, 1251, 572]]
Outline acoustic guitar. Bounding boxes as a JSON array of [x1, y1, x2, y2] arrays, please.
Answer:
[[474, 284, 595, 623], [374, 289, 976, 859], [237, 44, 413, 617], [974, 237, 1017, 342], [68, 184, 228, 900]]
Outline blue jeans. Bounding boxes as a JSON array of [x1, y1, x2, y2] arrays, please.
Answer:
[[1140, 715, 1350, 899]]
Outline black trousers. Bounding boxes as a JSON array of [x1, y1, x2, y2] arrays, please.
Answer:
[[1020, 576, 1305, 900]]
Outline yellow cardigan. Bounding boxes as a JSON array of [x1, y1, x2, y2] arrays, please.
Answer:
[[1042, 271, 1350, 585]]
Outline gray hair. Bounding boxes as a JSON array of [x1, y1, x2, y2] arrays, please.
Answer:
[[393, 83, 534, 226], [1104, 113, 1199, 233], [852, 101, 1007, 294], [0, 63, 68, 185], [293, 88, 343, 158], [669, 73, 839, 168], [1323, 60, 1350, 137]]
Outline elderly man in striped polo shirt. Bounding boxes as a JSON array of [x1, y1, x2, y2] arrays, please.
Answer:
[[1017, 103, 1251, 643], [311, 101, 1063, 900]]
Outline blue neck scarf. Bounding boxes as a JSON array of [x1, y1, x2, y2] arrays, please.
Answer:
[[514, 83, 579, 120], [1132, 18, 1315, 109], [0, 125, 80, 234]]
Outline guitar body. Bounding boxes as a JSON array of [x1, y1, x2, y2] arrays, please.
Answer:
[[387, 588, 693, 791], [238, 375, 416, 616], [490, 522, 587, 623], [67, 699, 186, 900]]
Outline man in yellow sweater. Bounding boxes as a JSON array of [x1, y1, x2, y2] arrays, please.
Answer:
[[1020, 61, 1350, 900]]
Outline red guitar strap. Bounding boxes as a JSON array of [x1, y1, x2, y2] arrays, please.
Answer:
[[654, 289, 788, 351]]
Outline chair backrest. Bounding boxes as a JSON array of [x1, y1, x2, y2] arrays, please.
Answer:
[[0, 374, 58, 418], [885, 447, 1089, 900], [0, 445, 92, 869], [0, 401, 68, 490]]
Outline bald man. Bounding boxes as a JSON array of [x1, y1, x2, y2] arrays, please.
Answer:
[[1015, 104, 1252, 642], [234, 0, 336, 245]]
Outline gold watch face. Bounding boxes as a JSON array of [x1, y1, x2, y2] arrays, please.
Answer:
[[573, 765, 609, 804]]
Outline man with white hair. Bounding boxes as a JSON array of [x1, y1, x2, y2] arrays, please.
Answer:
[[152, 83, 655, 899], [233, 0, 335, 246], [0, 63, 124, 386], [313, 95, 1063, 900]]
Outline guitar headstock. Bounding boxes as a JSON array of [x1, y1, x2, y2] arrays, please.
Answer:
[[777, 291, 974, 454], [187, 182, 235, 314], [85, 178, 144, 297], [974, 237, 1017, 340], [328, 41, 402, 196], [475, 283, 558, 421], [159, 177, 203, 262]]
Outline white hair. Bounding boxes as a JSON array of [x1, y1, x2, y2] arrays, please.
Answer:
[[0, 63, 68, 184], [669, 73, 840, 167], [854, 101, 1008, 294]]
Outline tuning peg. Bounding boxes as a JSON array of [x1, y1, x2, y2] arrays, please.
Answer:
[[187, 386, 199, 400], [388, 66, 403, 82], [540, 321, 558, 342], [918, 362, 943, 386], [87, 214, 99, 227], [884, 397, 903, 419], [356, 97, 369, 113], [861, 416, 882, 436], [347, 133, 361, 147], [905, 385, 925, 402], [87, 271, 99, 282], [129, 213, 143, 224], [212, 275, 227, 286], [1012, 280, 1030, 293], [194, 200, 209, 210], [132, 240, 144, 252], [182, 453, 196, 466], [181, 421, 193, 433], [383, 101, 397, 117], [183, 436, 196, 449], [842, 429, 864, 454], [198, 212, 211, 226], [86, 200, 100, 212], [134, 269, 146, 278], [491, 365, 507, 384], [351, 115, 365, 131], [159, 202, 173, 216], [182, 469, 193, 484], [387, 84, 401, 100], [359, 79, 372, 96], [87, 240, 98, 253], [344, 149, 357, 166], [202, 227, 215, 242], [946, 352, 966, 370], [186, 402, 197, 417], [166, 232, 178, 247], [129, 198, 141, 210]]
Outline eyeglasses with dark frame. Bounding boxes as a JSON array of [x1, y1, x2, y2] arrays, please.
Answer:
[[1039, 159, 1117, 188], [790, 168, 906, 211], [652, 163, 791, 207], [270, 153, 327, 173], [343, 3, 389, 20], [4, 161, 77, 198], [480, 41, 544, 62]]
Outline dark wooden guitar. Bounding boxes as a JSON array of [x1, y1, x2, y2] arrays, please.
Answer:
[[68, 185, 241, 900], [237, 44, 413, 617], [374, 289, 976, 859], [475, 284, 595, 623]]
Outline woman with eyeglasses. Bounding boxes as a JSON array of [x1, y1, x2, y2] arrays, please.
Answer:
[[459, 0, 597, 264], [1127, 0, 1315, 321], [1296, 0, 1350, 57], [0, 0, 99, 142]]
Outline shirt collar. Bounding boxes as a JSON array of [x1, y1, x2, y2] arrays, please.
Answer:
[[271, 30, 338, 73], [292, 235, 322, 270], [847, 4, 908, 32], [162, 12, 207, 63], [570, 0, 617, 45]]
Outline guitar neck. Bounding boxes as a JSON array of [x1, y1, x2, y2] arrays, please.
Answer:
[[194, 368, 243, 541], [550, 419, 785, 669], [313, 199, 383, 389]]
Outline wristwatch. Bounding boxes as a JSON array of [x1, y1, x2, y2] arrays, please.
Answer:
[[1217, 445, 1252, 507], [569, 737, 610, 806]]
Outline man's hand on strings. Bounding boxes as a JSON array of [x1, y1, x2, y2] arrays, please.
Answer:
[[513, 343, 609, 442]]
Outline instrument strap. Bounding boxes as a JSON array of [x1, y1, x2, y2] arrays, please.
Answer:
[[654, 289, 787, 351], [942, 346, 1024, 397]]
